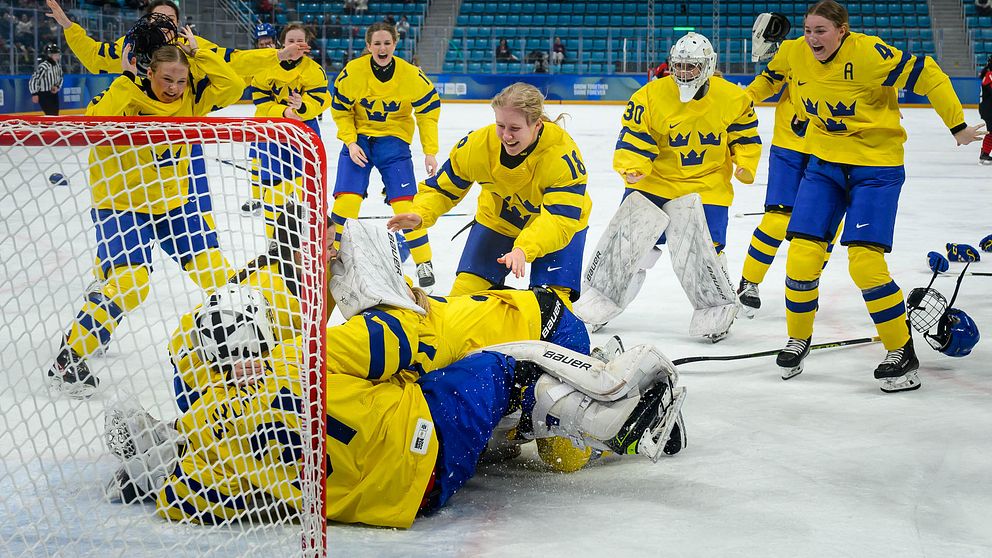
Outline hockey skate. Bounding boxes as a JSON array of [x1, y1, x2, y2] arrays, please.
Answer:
[[980, 152, 992, 165], [47, 338, 99, 399], [875, 339, 921, 393], [776, 337, 811, 380], [416, 261, 436, 289], [604, 380, 687, 462], [737, 278, 761, 319], [590, 335, 624, 363], [241, 199, 263, 214]]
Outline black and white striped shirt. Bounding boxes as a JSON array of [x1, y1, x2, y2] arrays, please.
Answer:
[[29, 57, 63, 95]]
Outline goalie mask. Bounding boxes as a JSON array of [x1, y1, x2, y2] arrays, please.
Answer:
[[329, 220, 427, 320], [925, 308, 980, 358], [751, 12, 791, 62], [123, 12, 179, 75], [669, 32, 717, 103], [194, 284, 276, 369]]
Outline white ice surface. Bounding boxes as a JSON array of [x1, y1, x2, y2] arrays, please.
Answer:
[[2, 102, 991, 557]]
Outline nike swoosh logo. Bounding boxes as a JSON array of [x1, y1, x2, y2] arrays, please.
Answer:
[[401, 183, 410, 188], [547, 266, 562, 272], [669, 122, 681, 129], [797, 81, 807, 86], [856, 223, 869, 228]]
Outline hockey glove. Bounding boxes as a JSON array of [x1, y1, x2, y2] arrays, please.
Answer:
[[927, 251, 949, 273], [946, 243, 981, 262], [980, 234, 992, 253]]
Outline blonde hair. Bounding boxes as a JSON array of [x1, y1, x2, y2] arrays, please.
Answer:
[[148, 45, 189, 73], [490, 82, 565, 126], [410, 286, 432, 313]]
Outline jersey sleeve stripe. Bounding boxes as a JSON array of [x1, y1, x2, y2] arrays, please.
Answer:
[[544, 204, 582, 220], [368, 310, 413, 370], [545, 183, 586, 195], [729, 136, 762, 147], [904, 55, 926, 92], [615, 140, 658, 160], [619, 126, 657, 145], [727, 120, 759, 132], [411, 89, 437, 107], [173, 464, 248, 510], [882, 50, 912, 87]]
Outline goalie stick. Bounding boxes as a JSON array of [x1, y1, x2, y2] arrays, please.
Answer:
[[672, 336, 881, 366], [936, 272, 992, 277]]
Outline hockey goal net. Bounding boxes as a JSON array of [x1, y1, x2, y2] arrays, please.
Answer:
[[0, 116, 329, 557]]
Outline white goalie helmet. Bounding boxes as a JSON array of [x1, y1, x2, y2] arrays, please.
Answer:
[[193, 284, 276, 368], [669, 32, 717, 103]]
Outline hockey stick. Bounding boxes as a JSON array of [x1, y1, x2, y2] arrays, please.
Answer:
[[216, 158, 252, 172], [936, 272, 992, 277], [357, 213, 470, 220], [672, 336, 881, 366], [734, 211, 764, 218]]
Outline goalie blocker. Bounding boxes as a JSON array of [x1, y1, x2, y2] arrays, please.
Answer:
[[573, 192, 739, 341]]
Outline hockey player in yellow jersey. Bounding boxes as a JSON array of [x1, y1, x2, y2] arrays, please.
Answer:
[[330, 23, 441, 289], [388, 83, 593, 303], [47, 37, 244, 399], [242, 24, 331, 238], [573, 32, 760, 343], [103, 221, 686, 528], [737, 19, 839, 319], [767, 1, 985, 390]]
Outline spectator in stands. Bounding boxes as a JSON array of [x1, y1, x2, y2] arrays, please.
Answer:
[[977, 0, 992, 17], [29, 42, 63, 115], [396, 15, 410, 40], [383, 14, 395, 25], [344, 0, 356, 14], [551, 36, 565, 65], [649, 58, 670, 80], [257, 0, 274, 22], [329, 15, 342, 38], [495, 38, 518, 62], [527, 49, 548, 73], [355, 0, 368, 14], [980, 55, 992, 164]]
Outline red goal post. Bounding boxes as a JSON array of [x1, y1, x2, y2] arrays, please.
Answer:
[[0, 115, 329, 557]]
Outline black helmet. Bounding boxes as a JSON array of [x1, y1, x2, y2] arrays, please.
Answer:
[[43, 43, 61, 55]]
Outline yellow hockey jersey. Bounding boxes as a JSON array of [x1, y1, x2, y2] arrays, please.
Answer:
[[412, 122, 593, 262], [159, 338, 438, 529], [248, 56, 331, 121], [613, 76, 762, 207], [171, 260, 305, 403], [747, 38, 810, 154], [330, 55, 441, 154], [84, 48, 243, 214], [763, 32, 965, 166], [62, 23, 222, 77]]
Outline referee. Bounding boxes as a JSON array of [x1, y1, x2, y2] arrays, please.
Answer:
[[29, 44, 64, 116]]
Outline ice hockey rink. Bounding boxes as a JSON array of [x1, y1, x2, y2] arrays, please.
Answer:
[[2, 101, 991, 557]]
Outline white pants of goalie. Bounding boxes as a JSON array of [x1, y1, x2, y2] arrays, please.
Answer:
[[573, 192, 739, 340]]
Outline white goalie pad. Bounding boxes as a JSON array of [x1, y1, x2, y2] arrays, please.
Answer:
[[572, 192, 670, 326], [329, 220, 427, 320], [478, 340, 677, 402], [662, 193, 739, 338]]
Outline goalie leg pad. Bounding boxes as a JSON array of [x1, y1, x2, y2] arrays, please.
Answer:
[[573, 192, 670, 326], [329, 220, 427, 319], [481, 341, 677, 402], [662, 194, 739, 338]]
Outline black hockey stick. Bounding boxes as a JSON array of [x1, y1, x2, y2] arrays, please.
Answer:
[[936, 271, 992, 277], [216, 158, 252, 172], [358, 213, 470, 220], [734, 211, 764, 218], [672, 336, 881, 366]]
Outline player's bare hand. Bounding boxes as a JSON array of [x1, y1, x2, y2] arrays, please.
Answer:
[[282, 107, 302, 120], [625, 171, 645, 184], [278, 42, 310, 61], [734, 166, 755, 184], [121, 43, 137, 74], [424, 154, 438, 176], [497, 247, 527, 278], [954, 122, 987, 146], [45, 0, 72, 29], [227, 359, 268, 387], [286, 90, 303, 110], [179, 26, 198, 55], [347, 142, 368, 167], [31, 94, 39, 104], [387, 213, 423, 232]]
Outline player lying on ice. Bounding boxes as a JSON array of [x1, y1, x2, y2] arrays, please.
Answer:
[[102, 220, 687, 528]]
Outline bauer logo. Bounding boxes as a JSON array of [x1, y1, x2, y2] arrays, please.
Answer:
[[585, 251, 602, 281], [410, 418, 434, 455], [542, 350, 592, 370]]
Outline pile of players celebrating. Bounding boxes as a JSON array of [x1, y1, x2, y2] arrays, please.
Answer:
[[40, 0, 985, 529]]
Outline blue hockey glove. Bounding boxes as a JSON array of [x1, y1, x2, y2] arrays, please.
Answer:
[[980, 234, 992, 253], [946, 243, 981, 262], [927, 251, 949, 273]]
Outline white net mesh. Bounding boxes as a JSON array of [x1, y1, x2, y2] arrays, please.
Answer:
[[0, 116, 328, 557]]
